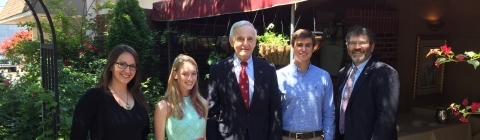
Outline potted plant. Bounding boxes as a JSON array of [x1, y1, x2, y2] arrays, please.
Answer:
[[257, 23, 290, 65], [427, 45, 480, 122], [216, 36, 233, 52]]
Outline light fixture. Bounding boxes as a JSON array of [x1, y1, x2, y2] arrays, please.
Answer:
[[426, 20, 445, 31]]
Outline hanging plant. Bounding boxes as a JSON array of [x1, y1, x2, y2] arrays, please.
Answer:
[[257, 23, 290, 65]]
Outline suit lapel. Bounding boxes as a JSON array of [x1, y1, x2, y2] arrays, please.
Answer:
[[224, 55, 248, 111], [249, 57, 264, 109], [348, 58, 376, 104]]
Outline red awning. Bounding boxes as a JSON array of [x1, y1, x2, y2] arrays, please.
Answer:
[[152, 0, 308, 21]]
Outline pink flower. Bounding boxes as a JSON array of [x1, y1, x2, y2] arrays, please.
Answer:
[[3, 79, 9, 85], [440, 45, 451, 56], [460, 116, 469, 123], [463, 99, 469, 106], [64, 60, 71, 66], [471, 102, 480, 113], [87, 45, 93, 50], [93, 47, 99, 53], [457, 55, 465, 61], [78, 50, 84, 55], [435, 62, 441, 68], [454, 111, 459, 115]]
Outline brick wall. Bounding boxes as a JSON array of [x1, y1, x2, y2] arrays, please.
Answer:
[[343, 9, 400, 68], [333, 9, 399, 89]]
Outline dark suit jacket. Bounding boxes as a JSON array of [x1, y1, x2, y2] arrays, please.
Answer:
[[334, 57, 400, 140], [206, 55, 282, 140]]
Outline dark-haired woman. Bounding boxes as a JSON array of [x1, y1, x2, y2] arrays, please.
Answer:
[[70, 44, 150, 139]]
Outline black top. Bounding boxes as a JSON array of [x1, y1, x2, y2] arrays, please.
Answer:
[[70, 88, 150, 140]]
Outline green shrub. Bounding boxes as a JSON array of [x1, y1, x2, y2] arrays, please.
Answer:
[[105, 0, 158, 79], [0, 0, 165, 139]]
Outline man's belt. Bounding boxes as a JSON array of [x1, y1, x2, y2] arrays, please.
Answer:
[[283, 130, 324, 139]]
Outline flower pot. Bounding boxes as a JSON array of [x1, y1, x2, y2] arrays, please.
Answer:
[[217, 36, 233, 52], [436, 105, 450, 124], [198, 37, 215, 49], [258, 44, 290, 65]]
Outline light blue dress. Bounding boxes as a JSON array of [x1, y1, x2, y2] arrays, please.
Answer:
[[166, 96, 206, 140]]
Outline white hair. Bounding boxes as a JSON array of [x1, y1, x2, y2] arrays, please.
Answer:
[[229, 20, 258, 39]]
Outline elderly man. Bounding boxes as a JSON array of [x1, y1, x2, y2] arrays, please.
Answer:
[[206, 20, 282, 140], [276, 29, 335, 140]]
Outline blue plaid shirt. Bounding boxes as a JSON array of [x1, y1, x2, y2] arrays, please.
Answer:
[[276, 63, 335, 140]]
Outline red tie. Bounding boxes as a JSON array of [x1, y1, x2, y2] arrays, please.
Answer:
[[239, 62, 249, 109]]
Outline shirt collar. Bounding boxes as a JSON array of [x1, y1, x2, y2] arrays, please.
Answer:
[[352, 56, 371, 70], [289, 63, 313, 74], [233, 54, 253, 67]]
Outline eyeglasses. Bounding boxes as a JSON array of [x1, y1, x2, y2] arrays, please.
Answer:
[[235, 37, 255, 44], [346, 41, 370, 47], [115, 62, 137, 71]]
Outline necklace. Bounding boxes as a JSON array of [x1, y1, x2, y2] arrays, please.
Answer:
[[109, 86, 131, 110]]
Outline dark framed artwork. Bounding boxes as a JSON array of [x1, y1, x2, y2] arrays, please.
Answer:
[[413, 35, 447, 99]]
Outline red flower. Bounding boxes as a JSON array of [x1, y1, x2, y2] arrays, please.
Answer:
[[435, 62, 441, 68], [471, 102, 480, 113], [457, 55, 465, 61], [460, 116, 469, 123], [87, 45, 93, 50], [463, 99, 469, 105], [93, 47, 99, 53], [78, 49, 84, 55], [64, 60, 71, 66], [3, 79, 9, 85], [454, 110, 460, 115], [440, 45, 451, 56]]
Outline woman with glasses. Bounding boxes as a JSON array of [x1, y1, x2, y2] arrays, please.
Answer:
[[71, 44, 150, 139], [154, 54, 208, 140]]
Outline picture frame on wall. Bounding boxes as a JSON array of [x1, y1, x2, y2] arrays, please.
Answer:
[[413, 35, 447, 99]]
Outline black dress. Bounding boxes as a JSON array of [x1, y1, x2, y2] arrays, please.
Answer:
[[70, 88, 150, 140]]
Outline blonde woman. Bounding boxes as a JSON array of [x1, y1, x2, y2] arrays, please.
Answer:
[[154, 54, 208, 140]]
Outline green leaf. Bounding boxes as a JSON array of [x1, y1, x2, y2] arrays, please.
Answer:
[[465, 51, 476, 58], [467, 60, 480, 69], [436, 57, 447, 63], [205, 74, 210, 80], [207, 59, 213, 65]]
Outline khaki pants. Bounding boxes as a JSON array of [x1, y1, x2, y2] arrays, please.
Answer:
[[282, 136, 324, 140]]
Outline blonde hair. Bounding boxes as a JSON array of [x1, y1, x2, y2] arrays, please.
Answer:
[[163, 54, 206, 119]]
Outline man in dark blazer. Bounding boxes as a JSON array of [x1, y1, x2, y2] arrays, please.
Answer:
[[334, 25, 400, 140], [206, 20, 282, 140]]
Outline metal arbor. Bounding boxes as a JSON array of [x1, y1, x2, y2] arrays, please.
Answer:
[[24, 0, 60, 137]]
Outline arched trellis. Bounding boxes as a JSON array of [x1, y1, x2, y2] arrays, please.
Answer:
[[24, 0, 59, 137]]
